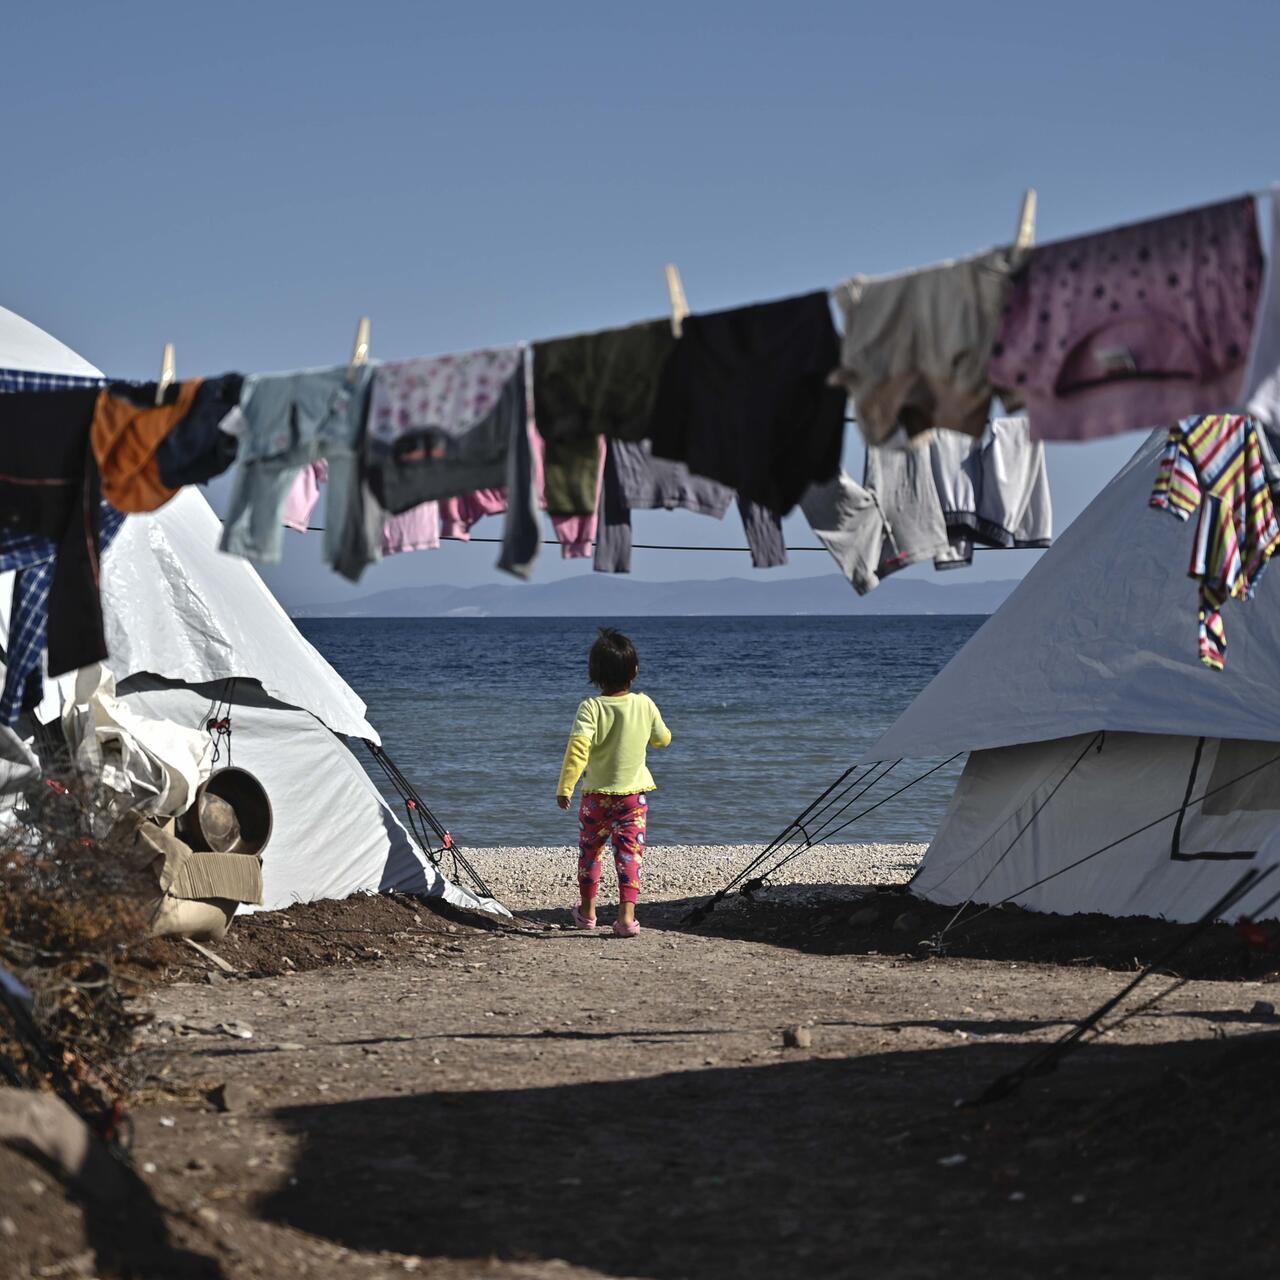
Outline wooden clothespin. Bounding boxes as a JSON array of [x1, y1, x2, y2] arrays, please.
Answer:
[[664, 264, 689, 338], [348, 316, 371, 384], [156, 343, 176, 406], [1014, 188, 1037, 252]]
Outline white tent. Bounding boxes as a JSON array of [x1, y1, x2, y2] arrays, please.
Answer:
[[0, 304, 102, 379], [0, 307, 503, 917], [863, 428, 1280, 923]]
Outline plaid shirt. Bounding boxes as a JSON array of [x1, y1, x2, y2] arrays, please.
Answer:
[[0, 368, 105, 394], [0, 508, 126, 726], [0, 370, 121, 727]]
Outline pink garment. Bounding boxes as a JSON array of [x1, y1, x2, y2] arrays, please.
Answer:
[[283, 461, 326, 532], [547, 437, 605, 558], [383, 503, 440, 554], [283, 460, 440, 557], [989, 196, 1264, 441], [438, 489, 507, 540], [433, 434, 605, 559], [367, 348, 524, 450]]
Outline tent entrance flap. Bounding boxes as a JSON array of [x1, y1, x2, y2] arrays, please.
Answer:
[[1170, 737, 1280, 861], [914, 732, 1280, 924]]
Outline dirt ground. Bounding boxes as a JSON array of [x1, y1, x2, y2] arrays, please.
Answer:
[[6, 885, 1280, 1279]]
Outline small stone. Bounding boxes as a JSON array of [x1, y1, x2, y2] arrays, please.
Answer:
[[937, 1153, 968, 1167], [205, 971, 225, 986], [216, 1021, 254, 1040], [0, 1216, 15, 1238], [142, 1161, 158, 1174], [782, 1025, 813, 1049], [208, 1082, 252, 1113], [1249, 1000, 1276, 1020], [1008, 1191, 1026, 1202], [27, 1178, 45, 1196], [186, 1158, 210, 1172], [196, 1206, 220, 1225], [281, 957, 296, 970], [159, 1116, 176, 1128]]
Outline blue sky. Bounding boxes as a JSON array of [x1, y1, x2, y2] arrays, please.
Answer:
[[5, 0, 1276, 607]]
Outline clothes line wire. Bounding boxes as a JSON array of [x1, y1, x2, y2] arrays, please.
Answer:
[[293, 526, 1013, 553]]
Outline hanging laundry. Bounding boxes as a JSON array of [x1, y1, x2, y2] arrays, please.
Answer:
[[533, 319, 674, 445], [92, 379, 202, 513], [737, 498, 787, 569], [0, 369, 101, 394], [649, 292, 845, 516], [155, 373, 244, 488], [283, 461, 441, 556], [928, 417, 1053, 570], [990, 196, 1264, 441], [863, 438, 952, 578], [532, 319, 676, 525], [0, 387, 115, 678], [0, 506, 126, 726], [832, 249, 1023, 447], [592, 439, 792, 574], [220, 365, 380, 582], [538, 435, 605, 557], [365, 347, 525, 510], [1150, 414, 1280, 670], [439, 489, 506, 541], [799, 472, 889, 595], [1243, 189, 1280, 430]]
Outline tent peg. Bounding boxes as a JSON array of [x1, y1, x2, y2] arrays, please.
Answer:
[[348, 316, 371, 383], [155, 343, 176, 406], [664, 264, 689, 338], [1014, 188, 1037, 252]]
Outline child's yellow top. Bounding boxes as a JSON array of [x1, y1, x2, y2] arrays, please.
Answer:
[[557, 691, 672, 797]]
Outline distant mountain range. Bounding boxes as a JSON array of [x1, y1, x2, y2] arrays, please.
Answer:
[[292, 574, 1020, 618]]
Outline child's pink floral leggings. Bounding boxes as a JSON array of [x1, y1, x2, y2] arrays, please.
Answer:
[[578, 792, 647, 904]]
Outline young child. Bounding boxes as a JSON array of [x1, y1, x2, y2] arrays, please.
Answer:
[[556, 627, 671, 937]]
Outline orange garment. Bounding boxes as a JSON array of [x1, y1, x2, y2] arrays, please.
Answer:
[[91, 379, 202, 513]]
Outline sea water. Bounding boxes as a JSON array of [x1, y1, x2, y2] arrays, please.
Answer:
[[298, 615, 983, 848]]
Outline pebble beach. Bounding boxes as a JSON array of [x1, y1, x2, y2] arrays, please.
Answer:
[[460, 841, 927, 910]]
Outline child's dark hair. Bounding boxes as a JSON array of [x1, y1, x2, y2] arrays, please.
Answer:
[[588, 627, 639, 692]]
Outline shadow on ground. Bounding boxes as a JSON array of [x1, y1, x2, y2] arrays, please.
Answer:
[[514, 887, 1280, 979], [260, 1033, 1280, 1280]]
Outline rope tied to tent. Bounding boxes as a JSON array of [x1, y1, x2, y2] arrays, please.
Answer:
[[931, 732, 1105, 948], [684, 753, 963, 925], [361, 740, 493, 901], [203, 679, 236, 768], [963, 865, 1275, 1107]]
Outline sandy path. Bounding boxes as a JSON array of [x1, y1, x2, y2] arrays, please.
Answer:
[[116, 882, 1280, 1280]]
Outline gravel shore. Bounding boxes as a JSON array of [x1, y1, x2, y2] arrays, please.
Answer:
[[459, 842, 926, 911]]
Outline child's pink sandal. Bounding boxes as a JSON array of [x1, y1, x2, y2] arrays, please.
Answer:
[[571, 905, 597, 930], [612, 918, 640, 938]]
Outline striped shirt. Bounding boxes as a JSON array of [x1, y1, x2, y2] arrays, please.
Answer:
[[1150, 414, 1280, 670]]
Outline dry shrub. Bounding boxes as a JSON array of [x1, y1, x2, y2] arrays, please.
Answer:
[[0, 772, 157, 1135]]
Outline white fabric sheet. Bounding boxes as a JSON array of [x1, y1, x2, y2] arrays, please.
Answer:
[[61, 664, 212, 818]]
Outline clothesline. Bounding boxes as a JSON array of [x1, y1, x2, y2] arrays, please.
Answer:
[[295, 525, 1010, 553]]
